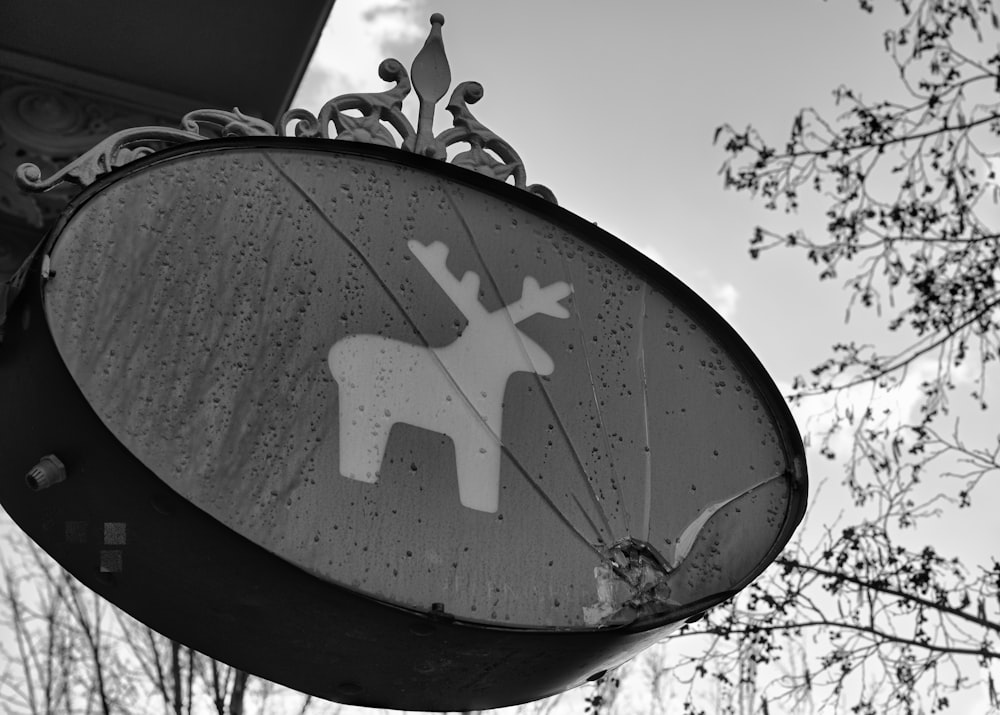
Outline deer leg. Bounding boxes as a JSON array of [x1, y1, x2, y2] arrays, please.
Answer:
[[337, 387, 391, 484], [452, 419, 503, 513]]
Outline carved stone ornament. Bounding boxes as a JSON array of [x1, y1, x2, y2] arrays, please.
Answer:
[[15, 14, 556, 203], [0, 77, 171, 227]]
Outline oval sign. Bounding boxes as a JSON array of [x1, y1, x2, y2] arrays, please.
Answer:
[[40, 140, 804, 641]]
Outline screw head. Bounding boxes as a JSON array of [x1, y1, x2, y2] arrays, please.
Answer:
[[25, 455, 66, 491]]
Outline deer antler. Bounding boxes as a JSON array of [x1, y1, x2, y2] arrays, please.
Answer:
[[407, 240, 486, 320], [504, 276, 573, 324]]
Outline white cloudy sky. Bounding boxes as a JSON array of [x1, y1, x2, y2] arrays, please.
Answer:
[[290, 0, 1000, 711]]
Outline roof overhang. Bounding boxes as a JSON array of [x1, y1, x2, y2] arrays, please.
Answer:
[[0, 0, 336, 124]]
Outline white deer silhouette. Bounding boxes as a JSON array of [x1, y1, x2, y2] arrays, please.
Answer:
[[328, 239, 573, 513]]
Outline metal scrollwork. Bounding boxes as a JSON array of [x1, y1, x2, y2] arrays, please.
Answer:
[[14, 108, 272, 192], [15, 126, 199, 192], [15, 13, 554, 202], [180, 108, 277, 138], [279, 59, 415, 146]]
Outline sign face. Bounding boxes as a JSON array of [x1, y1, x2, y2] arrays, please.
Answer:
[[39, 142, 805, 631]]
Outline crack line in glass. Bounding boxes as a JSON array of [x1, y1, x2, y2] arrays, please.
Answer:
[[637, 285, 654, 541], [560, 255, 632, 539], [441, 185, 617, 545]]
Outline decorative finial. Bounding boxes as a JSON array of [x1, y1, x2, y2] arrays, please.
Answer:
[[410, 14, 451, 159], [14, 11, 554, 203]]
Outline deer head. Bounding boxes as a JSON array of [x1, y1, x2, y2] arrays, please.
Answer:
[[407, 239, 572, 326]]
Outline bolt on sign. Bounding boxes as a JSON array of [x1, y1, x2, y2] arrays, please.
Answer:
[[3, 14, 807, 711]]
